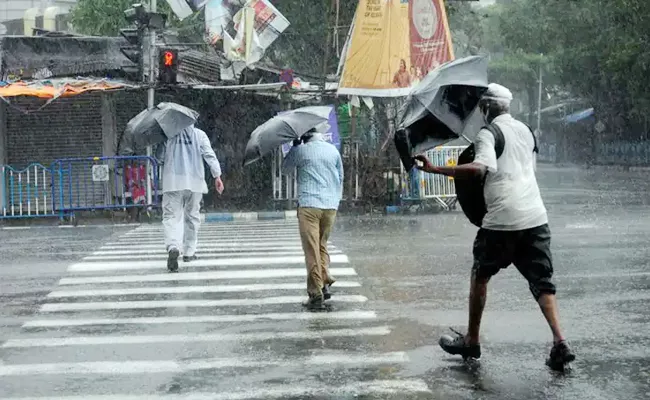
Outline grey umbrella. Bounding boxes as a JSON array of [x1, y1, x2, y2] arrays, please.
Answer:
[[394, 56, 489, 170], [154, 102, 199, 138], [243, 106, 331, 166], [121, 102, 199, 154]]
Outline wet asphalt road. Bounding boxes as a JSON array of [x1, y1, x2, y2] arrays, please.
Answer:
[[1, 165, 650, 399]]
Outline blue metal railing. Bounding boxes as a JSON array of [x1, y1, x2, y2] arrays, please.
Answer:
[[1, 156, 160, 220], [51, 156, 160, 218], [1, 163, 58, 219]]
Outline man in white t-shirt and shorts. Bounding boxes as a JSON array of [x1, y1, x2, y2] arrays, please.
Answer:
[[415, 83, 575, 371]]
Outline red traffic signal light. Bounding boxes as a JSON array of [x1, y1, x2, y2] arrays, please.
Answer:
[[163, 50, 175, 66], [159, 48, 178, 84]]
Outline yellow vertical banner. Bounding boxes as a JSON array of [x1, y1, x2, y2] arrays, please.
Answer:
[[243, 7, 255, 62], [337, 0, 454, 97]]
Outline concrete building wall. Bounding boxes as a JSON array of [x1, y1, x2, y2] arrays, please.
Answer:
[[0, 0, 76, 24], [5, 93, 104, 167]]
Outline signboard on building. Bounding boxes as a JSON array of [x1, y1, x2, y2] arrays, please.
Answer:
[[337, 0, 454, 97]]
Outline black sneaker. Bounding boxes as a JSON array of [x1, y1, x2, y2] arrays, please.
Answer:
[[546, 341, 575, 372], [302, 294, 326, 310], [322, 284, 331, 300], [439, 328, 481, 360], [183, 255, 198, 263], [167, 248, 180, 273]]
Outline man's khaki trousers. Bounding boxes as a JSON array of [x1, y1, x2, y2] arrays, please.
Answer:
[[297, 207, 337, 297]]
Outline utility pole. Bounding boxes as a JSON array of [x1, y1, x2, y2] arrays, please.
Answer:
[[145, 0, 158, 206], [537, 54, 543, 136], [321, 0, 336, 94], [122, 1, 166, 206]]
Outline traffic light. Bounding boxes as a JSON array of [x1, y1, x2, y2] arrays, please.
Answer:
[[119, 27, 144, 81], [158, 49, 178, 84]]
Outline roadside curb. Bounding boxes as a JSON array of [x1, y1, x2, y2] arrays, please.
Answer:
[[0, 223, 141, 230], [537, 163, 650, 172], [201, 210, 298, 223], [0, 211, 300, 229]]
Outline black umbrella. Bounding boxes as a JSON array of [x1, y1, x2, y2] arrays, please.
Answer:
[[120, 102, 199, 155], [243, 106, 331, 166], [394, 56, 489, 171]]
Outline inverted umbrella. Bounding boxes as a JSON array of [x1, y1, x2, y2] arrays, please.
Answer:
[[394, 56, 489, 171], [121, 102, 199, 154], [243, 106, 331, 166]]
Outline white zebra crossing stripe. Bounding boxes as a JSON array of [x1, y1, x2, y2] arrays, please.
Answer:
[[2, 326, 392, 348], [40, 295, 369, 312], [126, 227, 300, 236], [108, 238, 303, 246], [47, 281, 362, 298], [98, 241, 322, 250], [0, 351, 408, 376], [58, 268, 358, 285], [119, 234, 302, 241], [90, 246, 320, 255], [67, 254, 349, 272], [121, 230, 301, 238], [82, 250, 343, 261], [129, 224, 298, 230], [140, 222, 299, 227], [113, 233, 302, 240], [0, 380, 431, 399], [107, 235, 303, 245], [23, 311, 378, 328]]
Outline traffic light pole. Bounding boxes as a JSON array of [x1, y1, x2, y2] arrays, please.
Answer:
[[145, 0, 157, 207]]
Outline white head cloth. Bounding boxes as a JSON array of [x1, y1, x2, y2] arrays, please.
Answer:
[[481, 83, 513, 106]]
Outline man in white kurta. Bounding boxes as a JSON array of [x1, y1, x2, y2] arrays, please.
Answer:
[[161, 125, 224, 272]]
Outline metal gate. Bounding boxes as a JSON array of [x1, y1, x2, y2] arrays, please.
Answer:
[[400, 146, 468, 210], [51, 155, 160, 217], [1, 163, 59, 219], [1, 156, 161, 220]]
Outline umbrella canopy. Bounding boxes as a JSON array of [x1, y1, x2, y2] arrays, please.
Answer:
[[154, 102, 199, 138], [121, 102, 199, 154], [394, 56, 489, 170], [243, 106, 331, 166]]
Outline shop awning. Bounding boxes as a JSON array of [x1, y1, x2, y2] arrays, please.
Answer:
[[0, 78, 134, 99]]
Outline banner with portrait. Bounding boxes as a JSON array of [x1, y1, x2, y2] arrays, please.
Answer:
[[337, 0, 454, 97]]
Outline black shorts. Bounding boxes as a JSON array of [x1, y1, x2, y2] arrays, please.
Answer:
[[472, 223, 556, 299]]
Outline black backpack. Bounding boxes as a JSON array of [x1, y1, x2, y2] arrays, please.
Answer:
[[454, 122, 538, 228]]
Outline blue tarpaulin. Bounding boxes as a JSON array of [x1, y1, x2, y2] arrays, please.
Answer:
[[564, 107, 594, 123]]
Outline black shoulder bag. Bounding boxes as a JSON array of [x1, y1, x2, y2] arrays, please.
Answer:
[[454, 123, 538, 227]]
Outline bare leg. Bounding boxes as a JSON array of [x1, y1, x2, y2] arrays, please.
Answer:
[[466, 269, 490, 345], [537, 293, 565, 343]]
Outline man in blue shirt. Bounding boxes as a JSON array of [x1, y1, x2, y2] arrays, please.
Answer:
[[282, 129, 344, 309]]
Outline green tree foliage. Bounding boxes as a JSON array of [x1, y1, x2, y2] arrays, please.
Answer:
[[446, 2, 496, 57], [70, 0, 135, 36], [269, 1, 356, 79], [494, 0, 650, 134], [70, 0, 204, 39]]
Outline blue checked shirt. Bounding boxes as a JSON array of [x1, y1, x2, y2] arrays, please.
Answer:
[[282, 139, 344, 210]]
